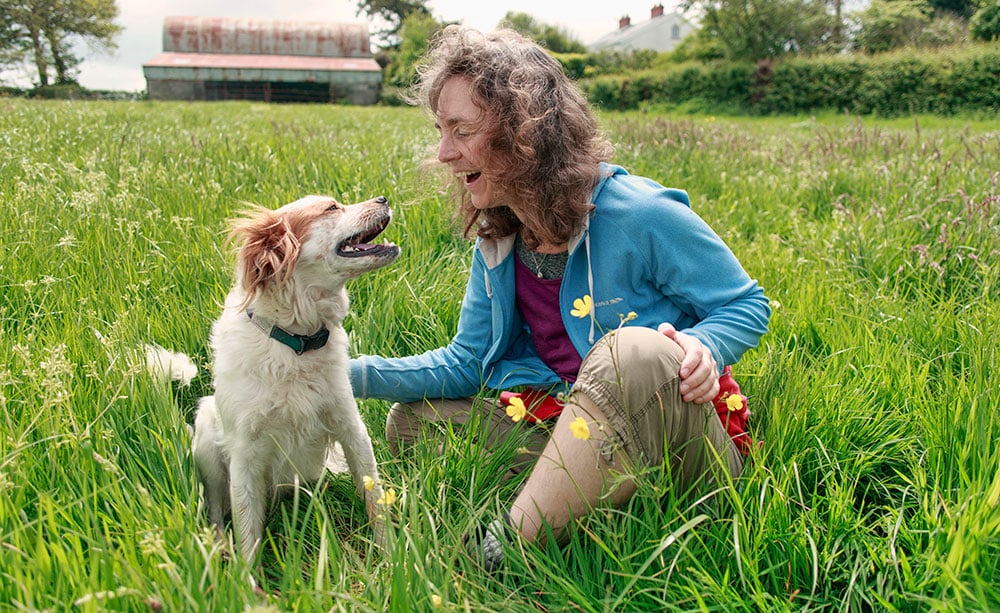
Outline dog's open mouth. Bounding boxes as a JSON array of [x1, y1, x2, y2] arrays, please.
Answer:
[[337, 216, 396, 258]]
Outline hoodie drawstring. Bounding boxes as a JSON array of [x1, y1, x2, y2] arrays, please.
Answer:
[[585, 233, 595, 344]]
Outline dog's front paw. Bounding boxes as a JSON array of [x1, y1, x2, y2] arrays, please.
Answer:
[[362, 481, 393, 550], [371, 510, 389, 551]]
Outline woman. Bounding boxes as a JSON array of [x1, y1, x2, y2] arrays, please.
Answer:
[[349, 25, 770, 570]]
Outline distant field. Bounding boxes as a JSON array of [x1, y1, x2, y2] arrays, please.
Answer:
[[1, 98, 997, 611]]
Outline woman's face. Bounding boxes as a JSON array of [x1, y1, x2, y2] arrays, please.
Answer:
[[434, 77, 498, 210]]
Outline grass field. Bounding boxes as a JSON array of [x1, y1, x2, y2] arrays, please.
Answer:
[[1, 97, 998, 611]]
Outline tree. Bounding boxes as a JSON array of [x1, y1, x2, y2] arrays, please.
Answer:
[[0, 0, 121, 86], [926, 0, 978, 19], [682, 0, 837, 61], [827, 0, 846, 50], [356, 0, 432, 49], [970, 2, 1000, 40], [499, 11, 587, 53], [383, 11, 440, 88], [0, 3, 27, 69], [669, 28, 728, 62], [851, 0, 932, 53], [918, 12, 968, 46]]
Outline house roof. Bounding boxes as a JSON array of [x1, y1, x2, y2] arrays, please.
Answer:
[[589, 11, 695, 52], [161, 16, 372, 58]]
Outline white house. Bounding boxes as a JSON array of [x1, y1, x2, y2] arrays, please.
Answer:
[[589, 4, 696, 53]]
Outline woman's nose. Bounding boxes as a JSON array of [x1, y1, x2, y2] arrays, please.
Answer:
[[438, 134, 458, 163]]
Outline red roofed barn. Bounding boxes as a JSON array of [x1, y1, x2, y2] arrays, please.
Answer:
[[142, 16, 382, 104]]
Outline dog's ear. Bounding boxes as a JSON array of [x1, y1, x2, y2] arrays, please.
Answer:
[[229, 207, 302, 305]]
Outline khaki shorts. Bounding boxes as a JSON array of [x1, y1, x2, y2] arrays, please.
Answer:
[[385, 326, 743, 492], [574, 326, 744, 494]]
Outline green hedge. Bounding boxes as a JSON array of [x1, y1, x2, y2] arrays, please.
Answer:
[[0, 84, 146, 101], [576, 45, 1000, 116], [582, 61, 756, 112]]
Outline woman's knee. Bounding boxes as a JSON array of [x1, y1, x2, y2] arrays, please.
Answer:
[[572, 326, 693, 467], [384, 402, 417, 456], [583, 326, 684, 383]]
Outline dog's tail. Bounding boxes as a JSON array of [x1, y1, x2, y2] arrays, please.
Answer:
[[144, 343, 198, 386]]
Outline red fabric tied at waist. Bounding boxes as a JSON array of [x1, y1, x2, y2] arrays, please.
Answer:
[[712, 365, 753, 456], [499, 389, 564, 423]]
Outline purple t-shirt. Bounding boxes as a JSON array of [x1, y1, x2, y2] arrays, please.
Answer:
[[514, 254, 582, 383]]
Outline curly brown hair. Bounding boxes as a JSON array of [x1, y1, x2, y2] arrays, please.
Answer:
[[410, 26, 614, 248]]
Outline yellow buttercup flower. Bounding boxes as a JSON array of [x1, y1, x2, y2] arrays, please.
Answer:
[[569, 416, 591, 440], [363, 475, 375, 492], [377, 488, 397, 506], [725, 393, 744, 412], [571, 295, 593, 318], [506, 396, 527, 422]]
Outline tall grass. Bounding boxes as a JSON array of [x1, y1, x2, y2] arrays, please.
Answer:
[[1, 98, 997, 611]]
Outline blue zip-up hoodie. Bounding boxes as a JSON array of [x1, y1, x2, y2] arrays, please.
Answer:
[[350, 163, 770, 402]]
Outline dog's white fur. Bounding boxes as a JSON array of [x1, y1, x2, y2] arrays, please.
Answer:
[[191, 194, 399, 565]]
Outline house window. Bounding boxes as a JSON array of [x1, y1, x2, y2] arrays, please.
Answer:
[[672, 24, 681, 39]]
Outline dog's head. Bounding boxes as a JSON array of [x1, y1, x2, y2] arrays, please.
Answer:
[[229, 195, 400, 307]]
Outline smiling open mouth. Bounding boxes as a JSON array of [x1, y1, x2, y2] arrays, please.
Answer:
[[337, 216, 397, 258]]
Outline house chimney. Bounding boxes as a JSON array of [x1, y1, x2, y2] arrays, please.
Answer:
[[619, 15, 631, 29], [651, 4, 665, 18]]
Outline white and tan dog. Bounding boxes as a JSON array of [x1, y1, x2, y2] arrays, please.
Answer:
[[191, 194, 399, 566]]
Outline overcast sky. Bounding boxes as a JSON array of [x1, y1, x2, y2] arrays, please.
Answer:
[[1, 0, 682, 90]]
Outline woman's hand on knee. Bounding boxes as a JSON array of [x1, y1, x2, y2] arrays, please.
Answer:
[[657, 323, 719, 404]]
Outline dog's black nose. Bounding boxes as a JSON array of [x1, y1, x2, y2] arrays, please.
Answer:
[[375, 196, 387, 204]]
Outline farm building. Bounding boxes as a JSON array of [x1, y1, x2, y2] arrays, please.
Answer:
[[142, 16, 382, 104]]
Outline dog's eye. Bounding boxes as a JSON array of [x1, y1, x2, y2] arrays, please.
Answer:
[[325, 203, 341, 212]]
